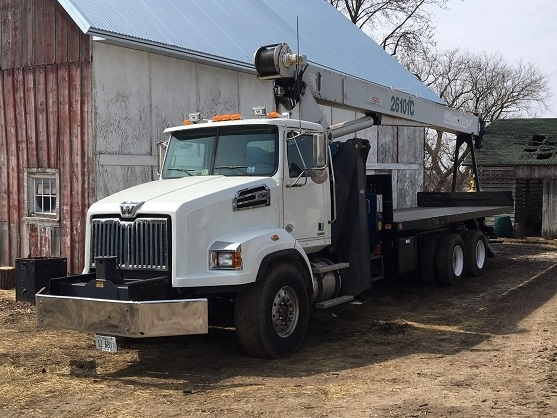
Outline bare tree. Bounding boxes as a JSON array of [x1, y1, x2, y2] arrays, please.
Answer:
[[329, 0, 449, 56], [403, 48, 551, 191], [331, 1, 552, 191]]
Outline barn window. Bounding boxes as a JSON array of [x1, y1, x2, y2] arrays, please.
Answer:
[[25, 169, 59, 220]]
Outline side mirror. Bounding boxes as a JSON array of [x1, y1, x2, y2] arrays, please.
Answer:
[[156, 141, 168, 176], [310, 133, 328, 184], [313, 133, 327, 167]]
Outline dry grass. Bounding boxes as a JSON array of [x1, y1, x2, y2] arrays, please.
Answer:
[[0, 290, 139, 415]]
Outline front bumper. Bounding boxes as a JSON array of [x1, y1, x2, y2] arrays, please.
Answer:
[[35, 289, 208, 337]]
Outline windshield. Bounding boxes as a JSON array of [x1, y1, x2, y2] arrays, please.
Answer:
[[161, 125, 278, 179]]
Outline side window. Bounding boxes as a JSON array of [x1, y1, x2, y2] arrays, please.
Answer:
[[287, 133, 314, 178], [25, 169, 59, 220]]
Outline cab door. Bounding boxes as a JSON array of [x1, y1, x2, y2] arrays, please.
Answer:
[[282, 131, 331, 253]]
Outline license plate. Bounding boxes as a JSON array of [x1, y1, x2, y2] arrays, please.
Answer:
[[95, 335, 117, 353]]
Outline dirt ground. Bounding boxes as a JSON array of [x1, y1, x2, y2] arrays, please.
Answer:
[[2, 238, 557, 417]]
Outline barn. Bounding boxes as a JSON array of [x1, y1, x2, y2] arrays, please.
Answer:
[[0, 0, 440, 273], [475, 118, 557, 239]]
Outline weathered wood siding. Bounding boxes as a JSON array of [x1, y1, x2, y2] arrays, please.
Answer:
[[323, 107, 424, 208], [392, 126, 423, 207], [92, 43, 424, 208], [367, 125, 423, 208], [477, 166, 515, 233], [479, 166, 550, 237], [0, 0, 92, 273], [515, 178, 543, 236], [514, 166, 557, 237], [91, 43, 274, 199], [542, 179, 557, 239], [478, 166, 516, 195]]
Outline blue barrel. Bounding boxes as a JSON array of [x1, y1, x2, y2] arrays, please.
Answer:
[[494, 216, 513, 238]]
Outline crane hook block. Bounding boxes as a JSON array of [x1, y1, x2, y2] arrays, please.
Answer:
[[254, 43, 306, 80]]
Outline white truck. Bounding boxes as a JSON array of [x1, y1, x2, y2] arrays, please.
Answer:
[[36, 44, 512, 358]]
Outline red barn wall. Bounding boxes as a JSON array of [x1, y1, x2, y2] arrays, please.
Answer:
[[0, 0, 92, 273]]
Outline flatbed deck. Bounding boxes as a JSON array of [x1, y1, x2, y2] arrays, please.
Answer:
[[392, 205, 513, 231]]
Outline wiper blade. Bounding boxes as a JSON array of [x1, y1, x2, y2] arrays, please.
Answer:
[[214, 165, 247, 174], [167, 168, 194, 176]]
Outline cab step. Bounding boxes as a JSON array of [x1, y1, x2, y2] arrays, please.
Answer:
[[315, 295, 354, 309], [311, 262, 350, 274]]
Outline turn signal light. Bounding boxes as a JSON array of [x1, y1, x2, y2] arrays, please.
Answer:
[[213, 113, 242, 122]]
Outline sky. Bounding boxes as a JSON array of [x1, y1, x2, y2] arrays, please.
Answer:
[[426, 0, 557, 117]]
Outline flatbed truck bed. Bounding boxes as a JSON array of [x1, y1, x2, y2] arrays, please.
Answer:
[[393, 205, 512, 232]]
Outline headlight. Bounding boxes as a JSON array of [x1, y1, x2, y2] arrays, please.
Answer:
[[210, 247, 243, 270]]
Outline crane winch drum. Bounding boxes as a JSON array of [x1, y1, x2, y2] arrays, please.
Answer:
[[254, 43, 307, 80]]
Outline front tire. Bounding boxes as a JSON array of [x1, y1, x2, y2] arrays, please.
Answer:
[[234, 263, 309, 358]]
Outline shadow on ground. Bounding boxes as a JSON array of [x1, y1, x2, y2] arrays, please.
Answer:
[[100, 240, 557, 391]]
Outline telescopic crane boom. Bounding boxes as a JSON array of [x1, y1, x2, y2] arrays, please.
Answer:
[[254, 43, 484, 190]]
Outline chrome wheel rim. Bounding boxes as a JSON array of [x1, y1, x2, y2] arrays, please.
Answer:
[[475, 240, 486, 269], [272, 286, 300, 338], [452, 245, 464, 276]]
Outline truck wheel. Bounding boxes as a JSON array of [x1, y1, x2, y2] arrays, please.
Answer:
[[419, 234, 441, 285], [234, 263, 309, 358], [464, 230, 488, 277], [435, 233, 466, 285]]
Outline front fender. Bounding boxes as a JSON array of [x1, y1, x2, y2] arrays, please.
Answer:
[[253, 240, 314, 289], [173, 227, 311, 288]]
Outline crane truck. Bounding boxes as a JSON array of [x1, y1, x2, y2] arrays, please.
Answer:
[[36, 43, 513, 358]]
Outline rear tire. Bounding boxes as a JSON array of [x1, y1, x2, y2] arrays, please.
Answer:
[[419, 234, 441, 285], [464, 230, 488, 277], [436, 233, 466, 285], [234, 263, 309, 358]]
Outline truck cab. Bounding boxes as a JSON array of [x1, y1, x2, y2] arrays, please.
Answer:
[[159, 115, 331, 255], [38, 112, 346, 359]]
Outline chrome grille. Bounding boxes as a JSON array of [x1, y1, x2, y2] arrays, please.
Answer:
[[91, 217, 170, 271]]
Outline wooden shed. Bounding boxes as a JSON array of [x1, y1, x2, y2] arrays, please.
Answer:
[[0, 0, 91, 274], [0, 0, 434, 273], [474, 119, 557, 238]]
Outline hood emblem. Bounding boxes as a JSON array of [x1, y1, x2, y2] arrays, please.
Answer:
[[120, 201, 145, 218]]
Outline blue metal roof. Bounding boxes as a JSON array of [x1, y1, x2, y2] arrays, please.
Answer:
[[58, 0, 444, 104]]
